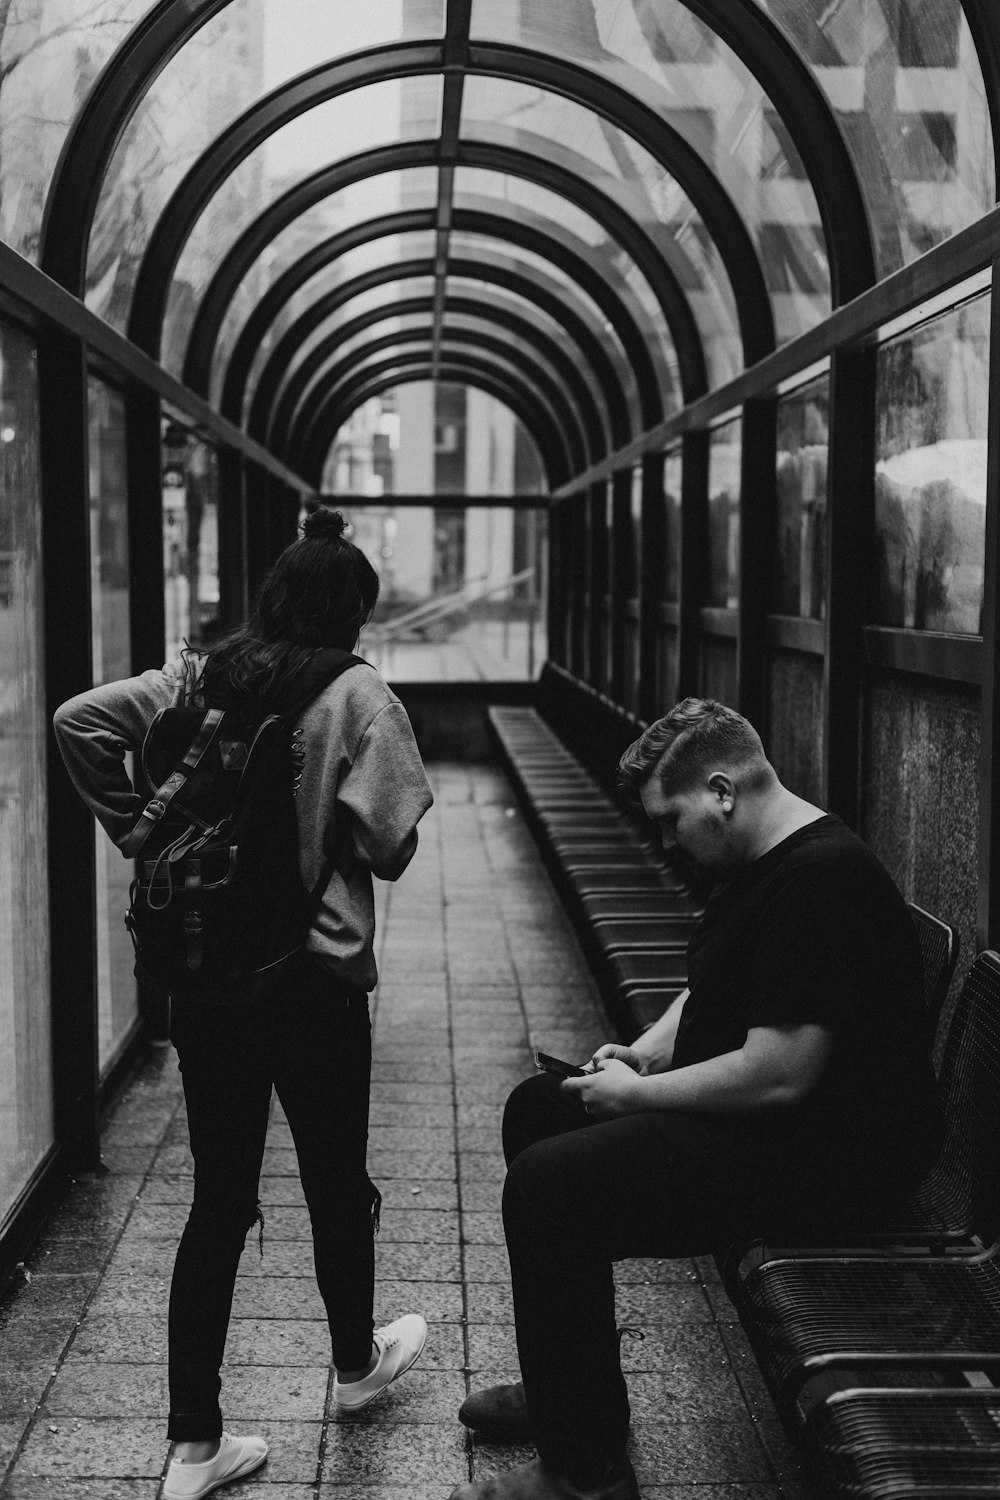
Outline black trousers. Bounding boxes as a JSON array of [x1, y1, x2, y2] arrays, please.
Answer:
[[501, 1074, 754, 1484], [166, 953, 379, 1442]]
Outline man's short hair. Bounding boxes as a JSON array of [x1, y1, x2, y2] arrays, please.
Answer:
[[617, 699, 770, 810]]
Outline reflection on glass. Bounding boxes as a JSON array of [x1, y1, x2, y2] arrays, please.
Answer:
[[664, 445, 681, 602], [708, 418, 741, 609], [163, 425, 220, 660], [0, 0, 151, 260], [774, 374, 829, 619], [460, 77, 741, 385], [446, 233, 649, 423], [212, 187, 438, 402], [0, 320, 54, 1228], [468, 0, 830, 344], [88, 377, 137, 1074], [451, 170, 682, 403], [750, 0, 994, 276], [874, 295, 989, 634]]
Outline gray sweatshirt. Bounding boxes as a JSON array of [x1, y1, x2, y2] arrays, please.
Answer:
[[53, 656, 433, 992]]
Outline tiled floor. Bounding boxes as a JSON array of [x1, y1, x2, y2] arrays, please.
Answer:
[[0, 763, 817, 1499]]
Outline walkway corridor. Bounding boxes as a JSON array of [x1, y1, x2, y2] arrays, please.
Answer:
[[0, 765, 812, 1499]]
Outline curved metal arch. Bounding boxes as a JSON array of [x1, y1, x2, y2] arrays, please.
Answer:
[[175, 139, 705, 419], [300, 362, 570, 492], [125, 42, 770, 369], [263, 293, 609, 463], [213, 209, 434, 407], [216, 206, 651, 434], [251, 265, 623, 451], [39, 0, 874, 335], [242, 258, 628, 450], [287, 328, 589, 477], [961, 0, 1000, 169]]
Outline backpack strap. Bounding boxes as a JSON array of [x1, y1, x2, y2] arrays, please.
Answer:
[[122, 709, 226, 859], [278, 649, 367, 907], [269, 647, 367, 719]]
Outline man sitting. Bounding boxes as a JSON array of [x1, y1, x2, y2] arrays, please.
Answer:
[[450, 698, 941, 1500]]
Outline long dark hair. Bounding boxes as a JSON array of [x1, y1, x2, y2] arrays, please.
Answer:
[[194, 507, 380, 714]]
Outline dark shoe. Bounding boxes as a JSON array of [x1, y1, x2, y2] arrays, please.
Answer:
[[448, 1455, 639, 1500], [459, 1381, 533, 1440]]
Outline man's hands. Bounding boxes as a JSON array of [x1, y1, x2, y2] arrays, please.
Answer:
[[561, 1056, 646, 1119], [590, 1042, 648, 1074]]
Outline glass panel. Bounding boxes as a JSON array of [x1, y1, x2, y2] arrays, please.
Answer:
[[708, 417, 741, 608], [773, 372, 829, 619], [451, 174, 681, 407], [0, 318, 54, 1228], [664, 444, 681, 602], [748, 0, 994, 276], [163, 424, 220, 661], [91, 66, 443, 336], [248, 275, 438, 423], [460, 80, 741, 384], [324, 383, 546, 680], [212, 181, 438, 402], [0, 0, 152, 260], [468, 0, 830, 343], [873, 294, 989, 634], [87, 377, 137, 1074]]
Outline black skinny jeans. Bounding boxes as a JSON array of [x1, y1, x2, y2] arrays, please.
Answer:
[[167, 953, 380, 1443], [501, 1073, 755, 1486]]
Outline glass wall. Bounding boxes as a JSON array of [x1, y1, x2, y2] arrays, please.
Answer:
[[773, 371, 829, 619], [163, 425, 221, 660], [0, 317, 54, 1229], [87, 378, 138, 1075], [873, 292, 990, 634], [707, 417, 741, 609]]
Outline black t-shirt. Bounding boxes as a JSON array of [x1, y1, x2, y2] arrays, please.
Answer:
[[675, 815, 942, 1229]]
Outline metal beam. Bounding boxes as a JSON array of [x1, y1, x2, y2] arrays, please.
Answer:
[[332, 493, 545, 508], [0, 239, 314, 494], [299, 363, 568, 491], [219, 212, 643, 440], [289, 332, 587, 476], [177, 138, 705, 421], [552, 207, 1000, 497], [209, 207, 435, 400], [260, 293, 610, 459]]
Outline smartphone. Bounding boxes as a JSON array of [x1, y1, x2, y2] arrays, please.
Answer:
[[534, 1049, 589, 1079]]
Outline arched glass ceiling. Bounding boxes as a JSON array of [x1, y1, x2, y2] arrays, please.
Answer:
[[210, 177, 438, 396], [241, 272, 438, 424], [447, 231, 669, 419], [748, 0, 995, 274], [0, 0, 150, 258], [450, 175, 681, 399], [89, 75, 443, 330], [215, 225, 438, 404], [287, 315, 605, 467], [468, 0, 831, 339], [461, 71, 828, 347], [270, 298, 612, 459]]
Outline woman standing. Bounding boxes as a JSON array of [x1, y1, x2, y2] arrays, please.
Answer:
[[54, 507, 433, 1500]]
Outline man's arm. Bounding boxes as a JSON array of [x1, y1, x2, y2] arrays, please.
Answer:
[[566, 1021, 834, 1119], [591, 988, 689, 1075]]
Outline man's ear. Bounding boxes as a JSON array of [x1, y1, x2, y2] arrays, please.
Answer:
[[707, 772, 736, 812]]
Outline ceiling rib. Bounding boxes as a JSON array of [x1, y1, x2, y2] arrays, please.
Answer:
[[431, 0, 473, 379]]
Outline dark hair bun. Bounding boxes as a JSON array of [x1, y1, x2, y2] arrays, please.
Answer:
[[302, 506, 349, 542]]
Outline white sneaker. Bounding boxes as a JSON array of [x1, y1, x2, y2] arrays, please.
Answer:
[[332, 1313, 428, 1410], [163, 1432, 268, 1499]]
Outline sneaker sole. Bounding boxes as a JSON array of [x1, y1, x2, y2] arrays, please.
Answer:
[[335, 1325, 428, 1411]]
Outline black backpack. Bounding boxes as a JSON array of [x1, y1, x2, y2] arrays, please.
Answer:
[[122, 648, 364, 1004]]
